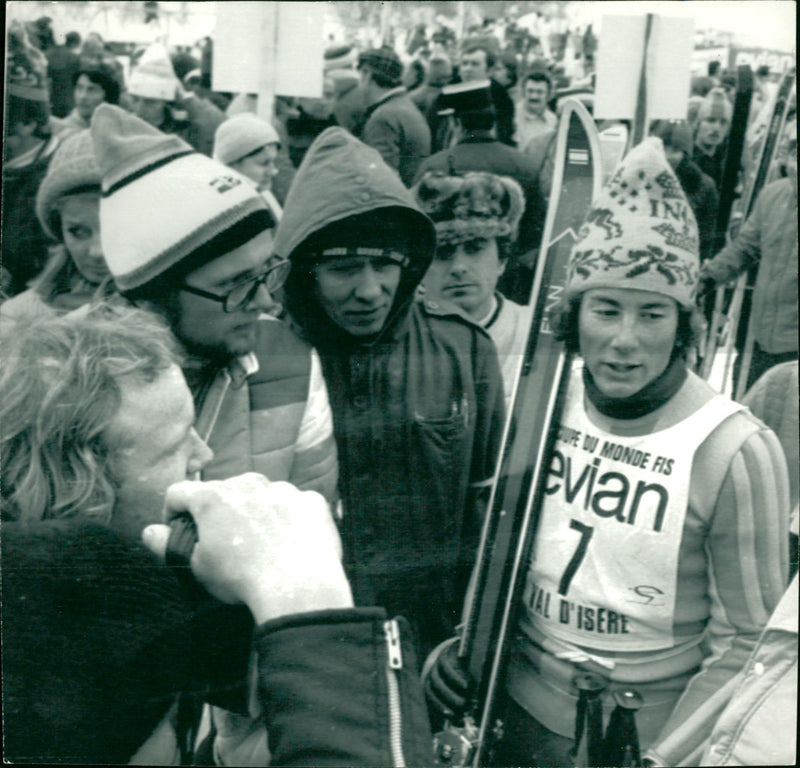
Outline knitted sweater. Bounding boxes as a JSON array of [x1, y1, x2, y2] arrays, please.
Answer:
[[507, 366, 790, 766]]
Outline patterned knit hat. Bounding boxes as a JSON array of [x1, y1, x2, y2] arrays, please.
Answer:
[[128, 42, 179, 101], [696, 87, 732, 123], [566, 137, 700, 308], [413, 171, 525, 246], [6, 20, 49, 102], [358, 47, 403, 87], [36, 130, 101, 240], [91, 104, 271, 292], [213, 113, 281, 165]]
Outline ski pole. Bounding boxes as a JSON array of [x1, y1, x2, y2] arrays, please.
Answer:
[[602, 689, 644, 768], [570, 672, 606, 767]]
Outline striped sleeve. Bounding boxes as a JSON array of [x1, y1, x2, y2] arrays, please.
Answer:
[[288, 349, 339, 509], [647, 425, 790, 766]]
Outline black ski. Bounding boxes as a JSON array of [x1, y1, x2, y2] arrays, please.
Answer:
[[430, 98, 603, 768]]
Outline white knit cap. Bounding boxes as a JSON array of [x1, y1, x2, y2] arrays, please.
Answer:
[[90, 104, 271, 292], [213, 113, 281, 166], [127, 42, 179, 101], [566, 137, 700, 308]]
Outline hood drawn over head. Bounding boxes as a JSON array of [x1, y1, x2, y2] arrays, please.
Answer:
[[274, 127, 436, 349]]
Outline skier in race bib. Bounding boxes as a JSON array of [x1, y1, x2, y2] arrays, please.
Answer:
[[427, 137, 791, 767]]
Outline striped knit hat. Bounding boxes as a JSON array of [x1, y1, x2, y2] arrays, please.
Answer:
[[90, 104, 271, 292], [566, 137, 700, 308]]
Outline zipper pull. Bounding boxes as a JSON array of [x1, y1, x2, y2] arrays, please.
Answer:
[[384, 619, 403, 670]]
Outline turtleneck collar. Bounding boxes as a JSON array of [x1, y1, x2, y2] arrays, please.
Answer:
[[583, 352, 688, 419]]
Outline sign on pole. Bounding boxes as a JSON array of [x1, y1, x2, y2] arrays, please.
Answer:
[[213, 1, 324, 119], [595, 14, 694, 123]]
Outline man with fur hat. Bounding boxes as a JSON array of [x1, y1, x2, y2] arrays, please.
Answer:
[[691, 86, 733, 191], [414, 81, 547, 304], [425, 137, 790, 767], [126, 41, 225, 157], [358, 46, 432, 186], [414, 171, 532, 410], [275, 126, 506, 660], [90, 104, 338, 508]]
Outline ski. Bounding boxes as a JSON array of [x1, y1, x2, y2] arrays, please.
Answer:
[[699, 64, 754, 380], [431, 98, 603, 768], [705, 68, 795, 395]]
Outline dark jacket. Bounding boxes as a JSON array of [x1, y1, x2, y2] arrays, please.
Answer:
[[674, 154, 719, 261], [2, 520, 435, 766], [275, 127, 506, 657], [362, 88, 432, 186]]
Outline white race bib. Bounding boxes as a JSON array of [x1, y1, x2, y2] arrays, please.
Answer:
[[522, 370, 740, 652]]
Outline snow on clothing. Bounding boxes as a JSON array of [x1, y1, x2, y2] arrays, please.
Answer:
[[361, 86, 432, 187], [703, 177, 798, 354], [1, 136, 60, 296], [275, 127, 506, 658], [699, 573, 797, 766], [190, 316, 338, 509], [507, 366, 790, 766], [480, 292, 533, 412]]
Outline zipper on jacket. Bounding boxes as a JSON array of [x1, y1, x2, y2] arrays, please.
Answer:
[[384, 619, 406, 767]]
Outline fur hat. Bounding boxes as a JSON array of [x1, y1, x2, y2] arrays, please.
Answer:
[[36, 130, 101, 240], [91, 104, 271, 292], [213, 113, 281, 166], [566, 137, 700, 308], [696, 87, 732, 123], [128, 42, 179, 101], [6, 20, 49, 102], [413, 171, 525, 246]]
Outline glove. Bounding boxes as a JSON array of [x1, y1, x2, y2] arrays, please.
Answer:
[[422, 636, 474, 725]]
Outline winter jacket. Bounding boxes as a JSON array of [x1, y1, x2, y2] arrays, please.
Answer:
[[703, 178, 798, 353], [674, 154, 719, 261], [275, 127, 506, 657], [2, 520, 435, 766], [361, 88, 432, 187], [698, 574, 797, 766], [160, 94, 226, 157], [192, 317, 339, 509], [1, 136, 60, 296], [254, 609, 435, 766]]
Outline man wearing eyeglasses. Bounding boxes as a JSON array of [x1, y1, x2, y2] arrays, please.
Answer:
[[90, 104, 338, 505]]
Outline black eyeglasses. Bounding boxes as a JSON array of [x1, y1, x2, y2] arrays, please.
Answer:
[[179, 259, 291, 313]]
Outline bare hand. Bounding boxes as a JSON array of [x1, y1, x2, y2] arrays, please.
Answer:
[[142, 473, 352, 624]]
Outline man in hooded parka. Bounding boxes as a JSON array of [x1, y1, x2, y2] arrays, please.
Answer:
[[275, 127, 506, 657]]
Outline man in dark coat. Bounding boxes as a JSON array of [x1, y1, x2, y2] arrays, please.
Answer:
[[276, 127, 506, 658], [357, 46, 431, 186]]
